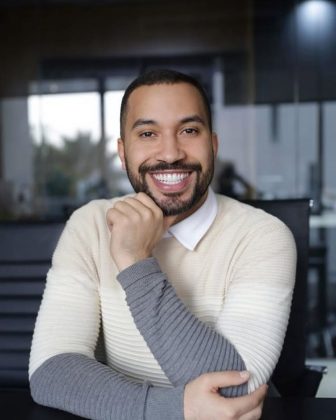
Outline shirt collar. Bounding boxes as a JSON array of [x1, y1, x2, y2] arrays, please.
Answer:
[[162, 188, 217, 251]]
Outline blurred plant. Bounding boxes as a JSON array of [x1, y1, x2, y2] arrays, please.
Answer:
[[34, 131, 100, 197]]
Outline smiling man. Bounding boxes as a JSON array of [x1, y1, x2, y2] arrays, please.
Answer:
[[118, 81, 216, 221], [29, 70, 296, 420]]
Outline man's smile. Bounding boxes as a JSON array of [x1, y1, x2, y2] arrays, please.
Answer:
[[148, 171, 194, 192], [151, 171, 191, 185]]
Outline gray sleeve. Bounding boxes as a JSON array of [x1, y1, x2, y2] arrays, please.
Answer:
[[30, 353, 184, 420], [117, 258, 248, 398]]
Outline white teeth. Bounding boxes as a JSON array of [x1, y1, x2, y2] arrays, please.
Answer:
[[152, 172, 189, 185]]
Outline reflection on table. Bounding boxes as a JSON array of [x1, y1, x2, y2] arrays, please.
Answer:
[[1, 389, 336, 420]]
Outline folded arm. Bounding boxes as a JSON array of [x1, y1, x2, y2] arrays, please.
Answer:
[[117, 258, 247, 397], [116, 214, 296, 394]]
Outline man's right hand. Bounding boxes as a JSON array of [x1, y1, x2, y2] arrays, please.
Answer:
[[184, 371, 267, 420], [106, 193, 165, 271]]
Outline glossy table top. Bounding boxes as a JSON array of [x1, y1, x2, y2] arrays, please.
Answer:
[[1, 388, 83, 420], [1, 388, 336, 420], [261, 396, 336, 420]]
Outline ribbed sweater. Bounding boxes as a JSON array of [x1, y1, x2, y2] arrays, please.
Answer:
[[29, 194, 296, 419]]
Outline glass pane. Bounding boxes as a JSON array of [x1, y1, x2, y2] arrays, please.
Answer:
[[28, 89, 101, 218], [29, 92, 100, 146]]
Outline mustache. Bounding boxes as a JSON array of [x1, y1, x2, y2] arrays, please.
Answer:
[[139, 162, 202, 174]]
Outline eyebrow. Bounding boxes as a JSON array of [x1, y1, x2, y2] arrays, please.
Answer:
[[180, 115, 206, 126], [131, 114, 206, 130], [131, 119, 157, 130]]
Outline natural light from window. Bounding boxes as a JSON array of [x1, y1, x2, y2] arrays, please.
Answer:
[[28, 92, 101, 147]]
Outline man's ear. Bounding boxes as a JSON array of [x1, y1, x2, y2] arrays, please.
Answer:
[[212, 132, 219, 158], [117, 138, 126, 170]]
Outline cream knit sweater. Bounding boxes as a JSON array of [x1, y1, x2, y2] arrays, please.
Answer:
[[30, 194, 296, 395]]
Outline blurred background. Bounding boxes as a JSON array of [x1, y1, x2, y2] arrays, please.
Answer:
[[0, 0, 335, 364]]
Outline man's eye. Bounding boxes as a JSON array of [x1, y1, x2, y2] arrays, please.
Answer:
[[183, 128, 198, 135], [140, 131, 154, 138]]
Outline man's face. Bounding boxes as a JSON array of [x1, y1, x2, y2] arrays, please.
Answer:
[[118, 82, 218, 220]]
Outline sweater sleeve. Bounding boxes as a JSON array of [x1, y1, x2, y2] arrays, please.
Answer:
[[117, 259, 247, 397], [30, 353, 184, 420]]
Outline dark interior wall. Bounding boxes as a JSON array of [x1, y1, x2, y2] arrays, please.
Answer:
[[254, 0, 336, 103], [1, 1, 335, 103], [253, 0, 296, 103], [0, 0, 251, 97]]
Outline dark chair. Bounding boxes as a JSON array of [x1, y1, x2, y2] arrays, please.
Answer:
[[245, 198, 325, 397], [0, 221, 64, 388], [308, 243, 335, 357]]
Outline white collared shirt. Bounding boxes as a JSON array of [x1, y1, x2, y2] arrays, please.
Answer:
[[162, 188, 218, 251]]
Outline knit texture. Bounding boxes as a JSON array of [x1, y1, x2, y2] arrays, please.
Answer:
[[118, 257, 246, 397], [29, 194, 296, 418], [30, 353, 184, 420]]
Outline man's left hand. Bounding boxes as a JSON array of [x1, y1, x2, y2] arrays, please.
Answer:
[[106, 193, 166, 271]]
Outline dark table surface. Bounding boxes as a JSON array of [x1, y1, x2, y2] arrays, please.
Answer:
[[1, 389, 336, 420]]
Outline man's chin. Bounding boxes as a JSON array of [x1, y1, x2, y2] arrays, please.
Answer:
[[148, 191, 198, 217], [128, 171, 211, 217]]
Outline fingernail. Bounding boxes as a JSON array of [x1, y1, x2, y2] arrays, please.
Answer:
[[239, 370, 250, 379]]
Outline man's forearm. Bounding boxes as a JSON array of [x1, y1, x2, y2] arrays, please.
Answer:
[[30, 353, 184, 420], [117, 258, 247, 398]]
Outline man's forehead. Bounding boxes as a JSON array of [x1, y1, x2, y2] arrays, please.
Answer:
[[130, 82, 191, 92], [126, 82, 206, 119]]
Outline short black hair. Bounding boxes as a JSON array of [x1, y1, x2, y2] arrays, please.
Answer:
[[119, 69, 212, 137]]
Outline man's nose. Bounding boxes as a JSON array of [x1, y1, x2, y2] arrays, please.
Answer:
[[155, 135, 186, 163]]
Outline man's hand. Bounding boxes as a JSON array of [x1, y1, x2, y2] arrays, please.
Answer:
[[106, 193, 166, 271], [184, 371, 267, 420]]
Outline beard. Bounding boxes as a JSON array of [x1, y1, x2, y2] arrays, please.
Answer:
[[124, 157, 215, 216]]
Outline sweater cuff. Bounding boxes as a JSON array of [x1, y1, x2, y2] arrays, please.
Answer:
[[117, 257, 163, 289], [145, 384, 185, 420]]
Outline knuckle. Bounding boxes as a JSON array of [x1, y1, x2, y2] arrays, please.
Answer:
[[136, 192, 147, 202], [113, 201, 123, 211], [154, 207, 163, 219], [125, 196, 137, 206], [142, 208, 153, 221]]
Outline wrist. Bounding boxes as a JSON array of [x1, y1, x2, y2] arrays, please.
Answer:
[[114, 252, 151, 272]]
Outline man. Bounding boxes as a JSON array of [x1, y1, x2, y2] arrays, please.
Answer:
[[29, 69, 296, 420]]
